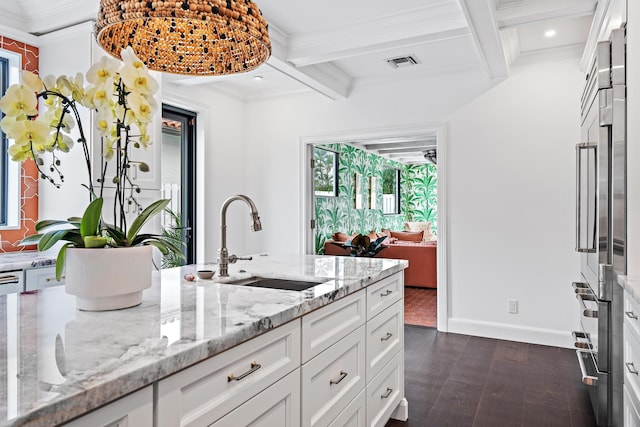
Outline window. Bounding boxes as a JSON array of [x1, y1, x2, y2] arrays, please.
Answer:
[[0, 49, 22, 228], [314, 147, 338, 197], [0, 56, 7, 225], [382, 167, 401, 214]]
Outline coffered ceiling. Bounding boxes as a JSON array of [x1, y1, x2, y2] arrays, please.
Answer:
[[0, 0, 597, 164]]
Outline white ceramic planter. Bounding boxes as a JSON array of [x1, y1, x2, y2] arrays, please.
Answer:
[[65, 245, 153, 311]]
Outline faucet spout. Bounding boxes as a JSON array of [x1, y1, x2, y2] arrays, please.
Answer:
[[218, 195, 262, 277]]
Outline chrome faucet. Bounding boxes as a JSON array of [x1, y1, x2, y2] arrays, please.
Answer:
[[217, 194, 262, 277]]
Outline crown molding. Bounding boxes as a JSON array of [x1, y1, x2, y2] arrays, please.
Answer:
[[497, 0, 597, 28], [0, 23, 39, 46], [500, 27, 520, 66]]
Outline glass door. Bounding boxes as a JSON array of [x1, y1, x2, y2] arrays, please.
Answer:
[[161, 105, 197, 266]]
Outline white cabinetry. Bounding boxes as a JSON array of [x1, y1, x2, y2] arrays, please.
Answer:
[[24, 266, 64, 291], [156, 319, 300, 427], [0, 270, 23, 296], [62, 386, 152, 427], [210, 368, 300, 427], [623, 288, 640, 426]]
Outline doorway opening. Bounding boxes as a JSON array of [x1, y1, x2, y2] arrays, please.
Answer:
[[301, 124, 448, 331], [161, 104, 197, 266]]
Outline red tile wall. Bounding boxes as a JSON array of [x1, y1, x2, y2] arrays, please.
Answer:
[[0, 36, 39, 252]]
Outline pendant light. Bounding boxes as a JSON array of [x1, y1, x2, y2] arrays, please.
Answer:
[[95, 0, 271, 76]]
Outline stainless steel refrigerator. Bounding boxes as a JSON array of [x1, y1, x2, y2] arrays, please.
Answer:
[[573, 26, 626, 427]]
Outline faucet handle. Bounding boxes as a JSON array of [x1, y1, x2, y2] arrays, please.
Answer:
[[229, 254, 253, 264]]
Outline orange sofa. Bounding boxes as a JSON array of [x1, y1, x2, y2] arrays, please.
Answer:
[[323, 240, 437, 288]]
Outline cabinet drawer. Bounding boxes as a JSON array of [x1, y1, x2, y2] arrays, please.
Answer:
[[624, 323, 640, 410], [366, 299, 403, 383], [328, 389, 366, 427], [302, 290, 365, 363], [63, 386, 152, 427], [210, 368, 300, 427], [302, 325, 365, 427], [156, 319, 300, 427], [366, 273, 403, 320], [366, 351, 403, 427], [0, 270, 23, 296], [625, 385, 640, 427], [25, 266, 65, 291], [625, 290, 640, 342]]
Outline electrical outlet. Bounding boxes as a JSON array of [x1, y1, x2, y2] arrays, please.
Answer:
[[508, 299, 518, 314]]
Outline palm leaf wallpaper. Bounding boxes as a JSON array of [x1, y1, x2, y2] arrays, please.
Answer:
[[314, 144, 437, 254]]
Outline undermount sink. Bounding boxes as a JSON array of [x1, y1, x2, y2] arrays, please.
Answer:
[[228, 277, 323, 291]]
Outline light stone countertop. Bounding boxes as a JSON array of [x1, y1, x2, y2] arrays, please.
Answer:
[[0, 251, 57, 272], [0, 253, 407, 427]]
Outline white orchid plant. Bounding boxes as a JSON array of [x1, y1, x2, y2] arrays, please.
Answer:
[[0, 47, 183, 279]]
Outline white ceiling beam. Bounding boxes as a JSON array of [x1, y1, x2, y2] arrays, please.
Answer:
[[459, 0, 509, 79], [286, 3, 469, 67], [496, 0, 597, 29]]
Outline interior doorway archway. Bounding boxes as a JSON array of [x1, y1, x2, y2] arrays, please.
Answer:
[[300, 124, 448, 331]]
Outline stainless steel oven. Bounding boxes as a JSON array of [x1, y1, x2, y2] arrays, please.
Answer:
[[573, 26, 626, 427]]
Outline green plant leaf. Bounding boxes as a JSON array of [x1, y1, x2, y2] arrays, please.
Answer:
[[104, 224, 126, 245], [56, 243, 72, 281], [19, 234, 44, 246], [126, 199, 170, 243], [80, 197, 103, 239], [133, 234, 185, 256], [38, 230, 74, 251], [36, 220, 71, 232], [145, 240, 169, 255]]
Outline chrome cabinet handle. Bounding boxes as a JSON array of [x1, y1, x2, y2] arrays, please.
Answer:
[[575, 142, 597, 254], [228, 361, 261, 382], [381, 332, 393, 341], [572, 331, 592, 349], [329, 371, 348, 385], [381, 387, 393, 399], [576, 293, 598, 318], [0, 275, 20, 285], [626, 362, 639, 375], [572, 281, 591, 294], [381, 290, 392, 297], [45, 276, 65, 282], [626, 311, 638, 320]]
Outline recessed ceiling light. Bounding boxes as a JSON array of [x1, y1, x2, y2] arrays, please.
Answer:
[[253, 75, 263, 81], [545, 29, 556, 38]]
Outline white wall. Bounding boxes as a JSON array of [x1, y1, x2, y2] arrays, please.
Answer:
[[240, 56, 581, 347], [627, 0, 640, 277], [446, 58, 582, 346]]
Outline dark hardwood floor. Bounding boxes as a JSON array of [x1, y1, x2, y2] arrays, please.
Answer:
[[386, 325, 597, 427]]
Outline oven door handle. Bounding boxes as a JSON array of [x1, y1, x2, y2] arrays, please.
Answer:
[[576, 293, 598, 318], [575, 142, 597, 253], [576, 349, 598, 386]]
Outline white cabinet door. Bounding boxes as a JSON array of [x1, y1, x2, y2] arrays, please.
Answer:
[[365, 299, 403, 383], [156, 319, 301, 427], [63, 386, 152, 427], [366, 273, 403, 320], [302, 325, 365, 427], [301, 290, 365, 363], [366, 351, 403, 427], [211, 368, 300, 427], [25, 266, 64, 291], [328, 389, 366, 427]]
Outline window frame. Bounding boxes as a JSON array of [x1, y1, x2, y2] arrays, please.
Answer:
[[0, 56, 8, 226], [313, 146, 339, 198], [382, 167, 401, 215]]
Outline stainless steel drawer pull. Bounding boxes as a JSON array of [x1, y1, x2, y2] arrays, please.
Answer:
[[572, 282, 591, 295], [0, 275, 19, 285], [329, 371, 348, 385], [381, 332, 393, 341], [45, 276, 65, 282], [572, 331, 592, 349], [381, 388, 393, 399], [626, 311, 638, 320], [576, 293, 598, 318], [381, 290, 392, 297], [227, 361, 261, 382], [626, 362, 639, 375]]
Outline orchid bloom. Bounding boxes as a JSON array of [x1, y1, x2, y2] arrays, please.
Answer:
[[22, 71, 44, 93], [86, 56, 120, 87], [127, 91, 156, 124], [0, 85, 38, 117], [8, 119, 49, 151]]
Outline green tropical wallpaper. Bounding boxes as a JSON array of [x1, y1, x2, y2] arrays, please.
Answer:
[[314, 143, 438, 254]]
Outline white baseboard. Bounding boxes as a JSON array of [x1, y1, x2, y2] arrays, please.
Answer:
[[447, 317, 574, 348]]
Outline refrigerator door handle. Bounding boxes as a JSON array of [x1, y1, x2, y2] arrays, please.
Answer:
[[576, 142, 597, 253]]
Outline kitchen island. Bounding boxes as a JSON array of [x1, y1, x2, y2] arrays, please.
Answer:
[[0, 254, 408, 426]]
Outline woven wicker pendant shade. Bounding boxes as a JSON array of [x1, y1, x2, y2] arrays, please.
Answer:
[[95, 0, 271, 76]]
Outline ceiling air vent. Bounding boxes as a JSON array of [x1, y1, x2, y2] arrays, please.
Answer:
[[386, 55, 420, 69]]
